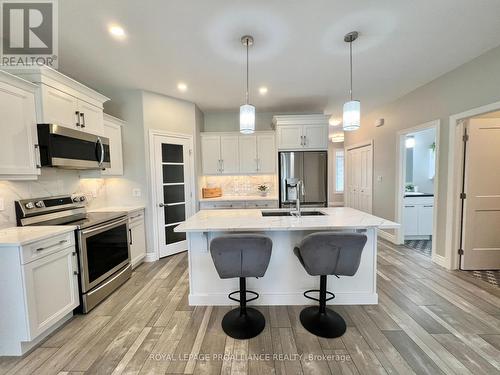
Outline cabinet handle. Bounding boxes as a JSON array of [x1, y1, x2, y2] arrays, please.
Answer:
[[129, 228, 133, 245], [80, 112, 86, 128], [221, 160, 224, 172], [424, 205, 433, 208], [75, 111, 81, 127], [34, 144, 41, 168], [303, 135, 307, 146], [36, 239, 68, 251], [405, 205, 415, 208]]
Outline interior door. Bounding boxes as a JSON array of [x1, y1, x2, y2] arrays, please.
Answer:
[[346, 143, 373, 213], [461, 121, 500, 270], [154, 135, 193, 258]]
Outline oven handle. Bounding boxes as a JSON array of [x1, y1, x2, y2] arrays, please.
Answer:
[[81, 217, 128, 237]]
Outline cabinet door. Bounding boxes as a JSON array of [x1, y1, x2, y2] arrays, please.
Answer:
[[418, 205, 434, 236], [201, 136, 221, 174], [239, 135, 258, 173], [0, 80, 39, 178], [101, 121, 123, 176], [129, 216, 146, 268], [23, 246, 79, 340], [303, 124, 328, 150], [220, 135, 239, 174], [403, 205, 419, 236], [277, 125, 303, 149], [77, 100, 104, 136], [256, 134, 276, 173], [39, 85, 79, 129]]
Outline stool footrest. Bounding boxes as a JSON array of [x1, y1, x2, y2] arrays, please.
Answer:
[[303, 289, 335, 303], [228, 289, 259, 303]]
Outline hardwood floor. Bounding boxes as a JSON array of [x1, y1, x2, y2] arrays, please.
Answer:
[[1, 239, 500, 374]]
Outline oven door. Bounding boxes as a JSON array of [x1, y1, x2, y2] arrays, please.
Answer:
[[78, 217, 130, 293]]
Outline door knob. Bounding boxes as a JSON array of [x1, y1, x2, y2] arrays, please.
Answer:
[[159, 203, 166, 207]]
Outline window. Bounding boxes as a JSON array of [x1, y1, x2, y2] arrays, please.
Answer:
[[335, 150, 344, 192]]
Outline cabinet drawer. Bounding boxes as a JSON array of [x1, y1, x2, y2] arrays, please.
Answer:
[[245, 200, 278, 209], [21, 232, 75, 265], [128, 209, 145, 224], [200, 201, 246, 210]]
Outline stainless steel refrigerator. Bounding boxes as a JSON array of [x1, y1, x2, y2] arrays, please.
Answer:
[[279, 151, 327, 208]]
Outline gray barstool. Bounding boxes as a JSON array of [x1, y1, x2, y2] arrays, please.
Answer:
[[294, 232, 367, 338], [210, 234, 272, 339]]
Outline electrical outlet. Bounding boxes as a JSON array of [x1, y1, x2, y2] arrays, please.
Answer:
[[377, 176, 383, 182], [132, 188, 141, 197], [0, 197, 4, 211]]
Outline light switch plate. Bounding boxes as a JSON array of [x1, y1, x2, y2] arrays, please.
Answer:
[[377, 176, 383, 182]]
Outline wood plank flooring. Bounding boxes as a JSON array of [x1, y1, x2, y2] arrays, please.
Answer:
[[1, 239, 500, 374]]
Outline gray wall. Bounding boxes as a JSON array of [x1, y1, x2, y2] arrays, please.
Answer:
[[203, 112, 275, 132], [345, 45, 500, 257]]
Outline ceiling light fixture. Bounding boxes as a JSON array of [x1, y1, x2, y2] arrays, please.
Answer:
[[330, 129, 345, 143], [240, 35, 255, 134], [406, 136, 415, 148], [259, 86, 268, 95], [177, 82, 188, 92], [343, 31, 360, 131], [109, 25, 126, 39], [329, 116, 342, 126]]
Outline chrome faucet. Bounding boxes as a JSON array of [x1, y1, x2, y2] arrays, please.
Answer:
[[291, 180, 304, 217]]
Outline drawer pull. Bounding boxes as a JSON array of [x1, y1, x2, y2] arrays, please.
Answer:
[[404, 205, 415, 208], [36, 239, 68, 252], [423, 205, 433, 208]]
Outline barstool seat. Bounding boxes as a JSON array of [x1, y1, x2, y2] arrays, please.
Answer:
[[210, 234, 272, 340], [294, 232, 367, 338]]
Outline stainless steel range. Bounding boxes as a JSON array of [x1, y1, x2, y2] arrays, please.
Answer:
[[15, 195, 131, 313]]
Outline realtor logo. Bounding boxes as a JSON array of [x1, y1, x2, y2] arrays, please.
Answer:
[[1, 0, 58, 67]]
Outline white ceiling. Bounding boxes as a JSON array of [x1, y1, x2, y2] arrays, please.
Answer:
[[58, 0, 500, 116]]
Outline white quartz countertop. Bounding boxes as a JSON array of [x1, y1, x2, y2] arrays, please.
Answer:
[[175, 207, 399, 232], [88, 205, 145, 213], [199, 195, 278, 202], [0, 226, 76, 247]]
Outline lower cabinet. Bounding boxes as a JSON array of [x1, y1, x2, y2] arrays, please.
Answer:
[[200, 200, 278, 210], [403, 197, 434, 238], [0, 231, 79, 355], [128, 209, 146, 268]]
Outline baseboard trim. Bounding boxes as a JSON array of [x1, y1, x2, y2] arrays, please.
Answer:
[[378, 229, 398, 244], [432, 253, 450, 269], [144, 252, 157, 263], [189, 292, 378, 306], [131, 254, 146, 269]]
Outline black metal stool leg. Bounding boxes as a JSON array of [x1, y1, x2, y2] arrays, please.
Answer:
[[221, 277, 266, 340], [299, 275, 347, 338]]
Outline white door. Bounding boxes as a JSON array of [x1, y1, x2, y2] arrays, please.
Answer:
[[461, 122, 500, 270], [40, 85, 79, 129], [154, 135, 193, 258], [256, 134, 276, 173], [77, 100, 104, 136], [346, 143, 373, 213], [359, 146, 373, 213], [201, 136, 221, 174], [239, 135, 258, 173], [303, 125, 328, 150], [220, 135, 239, 174], [277, 125, 303, 149]]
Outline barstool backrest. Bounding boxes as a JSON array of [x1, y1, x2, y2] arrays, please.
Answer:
[[210, 234, 273, 279], [296, 232, 367, 276]]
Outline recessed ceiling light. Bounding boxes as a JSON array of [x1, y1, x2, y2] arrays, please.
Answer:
[[109, 25, 126, 39], [177, 82, 188, 92], [329, 117, 342, 126], [259, 87, 268, 95]]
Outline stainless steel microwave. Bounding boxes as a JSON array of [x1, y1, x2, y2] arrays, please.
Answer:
[[37, 124, 111, 170]]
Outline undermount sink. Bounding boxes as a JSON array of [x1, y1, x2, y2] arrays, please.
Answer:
[[261, 210, 327, 217]]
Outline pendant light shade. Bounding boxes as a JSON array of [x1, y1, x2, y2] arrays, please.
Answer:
[[240, 35, 255, 134], [240, 104, 255, 134], [343, 31, 360, 132], [343, 100, 360, 131]]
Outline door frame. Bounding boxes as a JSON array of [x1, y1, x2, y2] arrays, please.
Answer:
[[149, 129, 195, 261], [395, 120, 440, 261], [445, 100, 500, 269], [344, 139, 374, 213]]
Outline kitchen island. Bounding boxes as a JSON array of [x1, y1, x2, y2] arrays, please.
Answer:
[[175, 207, 398, 306]]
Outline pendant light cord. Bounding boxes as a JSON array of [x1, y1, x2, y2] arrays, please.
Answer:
[[246, 41, 249, 104], [349, 40, 353, 101]]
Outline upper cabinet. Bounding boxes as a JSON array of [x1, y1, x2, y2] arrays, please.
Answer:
[[101, 114, 124, 176], [4, 66, 109, 136], [273, 115, 329, 150], [201, 132, 276, 175], [0, 71, 40, 180]]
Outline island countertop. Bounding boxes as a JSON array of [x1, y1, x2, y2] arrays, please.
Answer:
[[175, 207, 398, 232]]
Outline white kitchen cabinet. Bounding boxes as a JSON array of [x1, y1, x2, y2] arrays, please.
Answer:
[[239, 135, 258, 173], [4, 66, 109, 137], [201, 135, 221, 174], [199, 199, 278, 210], [403, 196, 434, 238], [273, 115, 329, 151], [201, 132, 275, 175], [101, 114, 124, 176], [220, 135, 239, 174], [0, 71, 40, 180], [128, 209, 146, 268], [0, 231, 79, 355]]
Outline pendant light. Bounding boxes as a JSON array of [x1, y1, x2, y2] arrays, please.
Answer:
[[240, 35, 255, 134], [343, 31, 360, 131]]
